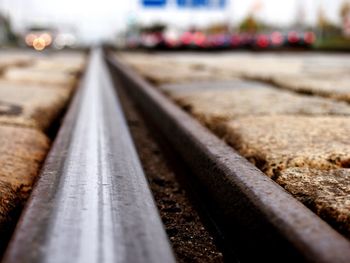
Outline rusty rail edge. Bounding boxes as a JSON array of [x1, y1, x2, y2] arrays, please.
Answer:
[[106, 51, 350, 263], [3, 49, 175, 263]]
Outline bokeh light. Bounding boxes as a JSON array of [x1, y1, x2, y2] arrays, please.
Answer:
[[33, 37, 47, 51]]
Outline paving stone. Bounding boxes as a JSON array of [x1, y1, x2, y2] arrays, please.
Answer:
[[3, 67, 78, 87], [227, 58, 349, 81], [216, 59, 304, 81], [0, 53, 33, 72], [119, 52, 336, 84], [169, 83, 350, 133], [117, 53, 236, 85], [32, 53, 86, 75], [223, 116, 350, 177], [119, 52, 350, 90], [0, 181, 21, 230], [0, 81, 70, 131], [269, 75, 350, 103], [0, 125, 49, 228], [276, 167, 350, 237]]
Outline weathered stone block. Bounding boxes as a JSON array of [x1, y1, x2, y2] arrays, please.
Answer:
[[277, 167, 350, 237], [224, 116, 350, 177], [0, 125, 49, 226], [0, 80, 70, 131]]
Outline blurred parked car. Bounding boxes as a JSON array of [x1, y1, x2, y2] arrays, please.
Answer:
[[124, 28, 316, 51]]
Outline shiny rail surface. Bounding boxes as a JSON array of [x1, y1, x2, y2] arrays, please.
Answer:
[[106, 51, 350, 263], [3, 49, 175, 263]]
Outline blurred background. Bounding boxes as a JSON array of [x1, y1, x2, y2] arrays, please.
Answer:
[[0, 0, 349, 51]]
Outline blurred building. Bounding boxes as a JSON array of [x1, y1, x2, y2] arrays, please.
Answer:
[[0, 14, 7, 44]]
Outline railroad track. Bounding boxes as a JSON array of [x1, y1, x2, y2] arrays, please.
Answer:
[[3, 49, 175, 263], [2, 48, 350, 263], [105, 49, 350, 263]]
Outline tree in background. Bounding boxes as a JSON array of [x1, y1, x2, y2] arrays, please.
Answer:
[[238, 15, 273, 33], [238, 0, 271, 33], [0, 13, 18, 46], [239, 15, 259, 33], [317, 6, 341, 39], [206, 23, 229, 34]]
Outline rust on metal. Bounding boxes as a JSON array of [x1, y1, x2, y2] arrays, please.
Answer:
[[106, 51, 350, 263]]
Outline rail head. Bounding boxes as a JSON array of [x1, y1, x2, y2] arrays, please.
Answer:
[[3, 49, 175, 263], [106, 51, 350, 263]]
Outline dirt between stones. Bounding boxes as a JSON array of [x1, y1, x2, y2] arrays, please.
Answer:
[[116, 86, 224, 263]]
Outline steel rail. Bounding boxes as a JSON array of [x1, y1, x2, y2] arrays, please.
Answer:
[[106, 51, 350, 263], [3, 49, 175, 263]]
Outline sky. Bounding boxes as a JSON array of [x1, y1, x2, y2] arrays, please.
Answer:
[[0, 0, 347, 42]]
